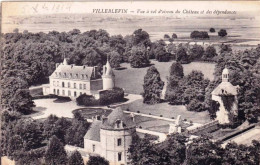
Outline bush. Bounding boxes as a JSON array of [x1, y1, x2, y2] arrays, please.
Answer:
[[99, 87, 124, 105], [87, 156, 109, 165], [172, 33, 178, 39], [209, 28, 215, 33], [218, 29, 227, 37], [137, 111, 140, 113], [160, 115, 163, 117], [76, 94, 99, 106]]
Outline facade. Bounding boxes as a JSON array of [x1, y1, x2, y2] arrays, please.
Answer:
[[42, 59, 115, 99], [84, 107, 136, 165], [211, 67, 239, 124]]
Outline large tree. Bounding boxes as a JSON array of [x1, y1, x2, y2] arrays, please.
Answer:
[[169, 62, 184, 78], [68, 150, 84, 165], [45, 135, 68, 165], [143, 66, 164, 104], [129, 46, 150, 68]]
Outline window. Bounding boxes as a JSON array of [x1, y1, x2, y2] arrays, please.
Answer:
[[75, 74, 78, 79], [92, 145, 95, 152], [68, 90, 71, 96], [117, 138, 122, 146], [80, 92, 82, 95], [83, 84, 86, 89], [70, 73, 73, 78], [55, 72, 58, 77], [81, 74, 84, 79], [59, 72, 61, 77], [57, 89, 60, 95], [53, 89, 56, 94], [74, 83, 76, 89], [62, 90, 65, 95], [57, 81, 59, 86], [53, 81, 56, 86], [68, 82, 70, 88], [79, 84, 82, 89], [64, 73, 66, 78], [74, 91, 77, 97], [116, 121, 121, 128], [118, 152, 122, 161], [62, 82, 65, 87]]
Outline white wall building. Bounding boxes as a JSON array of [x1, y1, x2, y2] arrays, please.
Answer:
[[211, 67, 239, 124], [42, 59, 115, 99], [84, 107, 136, 165]]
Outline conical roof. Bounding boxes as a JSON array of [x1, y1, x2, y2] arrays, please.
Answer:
[[104, 60, 114, 76], [101, 107, 136, 130]]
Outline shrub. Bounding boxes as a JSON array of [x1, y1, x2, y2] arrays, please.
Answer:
[[87, 156, 109, 165], [172, 33, 178, 39], [76, 94, 99, 106], [160, 115, 163, 117], [99, 87, 124, 105], [68, 150, 84, 165], [209, 28, 215, 33], [218, 29, 227, 37], [137, 111, 140, 113]]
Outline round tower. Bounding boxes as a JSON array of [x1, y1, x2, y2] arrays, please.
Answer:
[[102, 60, 115, 90], [100, 107, 136, 165]]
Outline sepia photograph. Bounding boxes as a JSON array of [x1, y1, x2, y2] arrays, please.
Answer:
[[1, 1, 260, 165]]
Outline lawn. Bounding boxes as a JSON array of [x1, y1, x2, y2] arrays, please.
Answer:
[[114, 60, 215, 94], [119, 99, 211, 124]]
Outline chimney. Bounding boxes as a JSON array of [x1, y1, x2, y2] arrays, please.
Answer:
[[56, 63, 60, 68]]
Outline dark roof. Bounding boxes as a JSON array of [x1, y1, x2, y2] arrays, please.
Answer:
[[50, 62, 94, 80], [101, 107, 136, 130], [84, 120, 102, 141], [212, 82, 239, 96]]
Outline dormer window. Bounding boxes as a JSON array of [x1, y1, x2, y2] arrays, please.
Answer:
[[116, 120, 121, 128]]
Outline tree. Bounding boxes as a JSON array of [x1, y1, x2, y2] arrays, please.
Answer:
[[153, 40, 170, 62], [172, 33, 178, 39], [68, 150, 84, 165], [87, 156, 109, 165], [164, 34, 170, 40], [143, 66, 164, 104], [189, 44, 204, 60], [9, 89, 35, 115], [190, 31, 209, 39], [108, 51, 122, 68], [218, 29, 227, 37], [220, 44, 232, 54], [45, 135, 67, 165], [202, 45, 218, 61], [186, 136, 223, 165], [129, 46, 150, 68], [209, 28, 215, 33], [132, 29, 151, 48], [169, 62, 184, 78], [7, 135, 23, 160], [160, 133, 187, 165], [176, 45, 190, 64]]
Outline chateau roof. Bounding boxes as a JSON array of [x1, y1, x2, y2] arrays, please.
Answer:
[[50, 59, 94, 80], [103, 60, 114, 76], [211, 82, 239, 96], [101, 107, 136, 130], [84, 120, 102, 142]]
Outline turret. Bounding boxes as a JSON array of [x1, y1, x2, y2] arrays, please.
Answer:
[[102, 60, 115, 90], [222, 66, 229, 82], [63, 58, 68, 65]]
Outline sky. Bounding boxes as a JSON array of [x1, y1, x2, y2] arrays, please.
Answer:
[[2, 1, 260, 17]]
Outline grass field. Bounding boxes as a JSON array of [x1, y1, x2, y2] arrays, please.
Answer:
[[114, 60, 215, 94], [119, 99, 211, 124]]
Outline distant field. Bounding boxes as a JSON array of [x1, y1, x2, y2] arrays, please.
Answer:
[[114, 60, 215, 95]]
